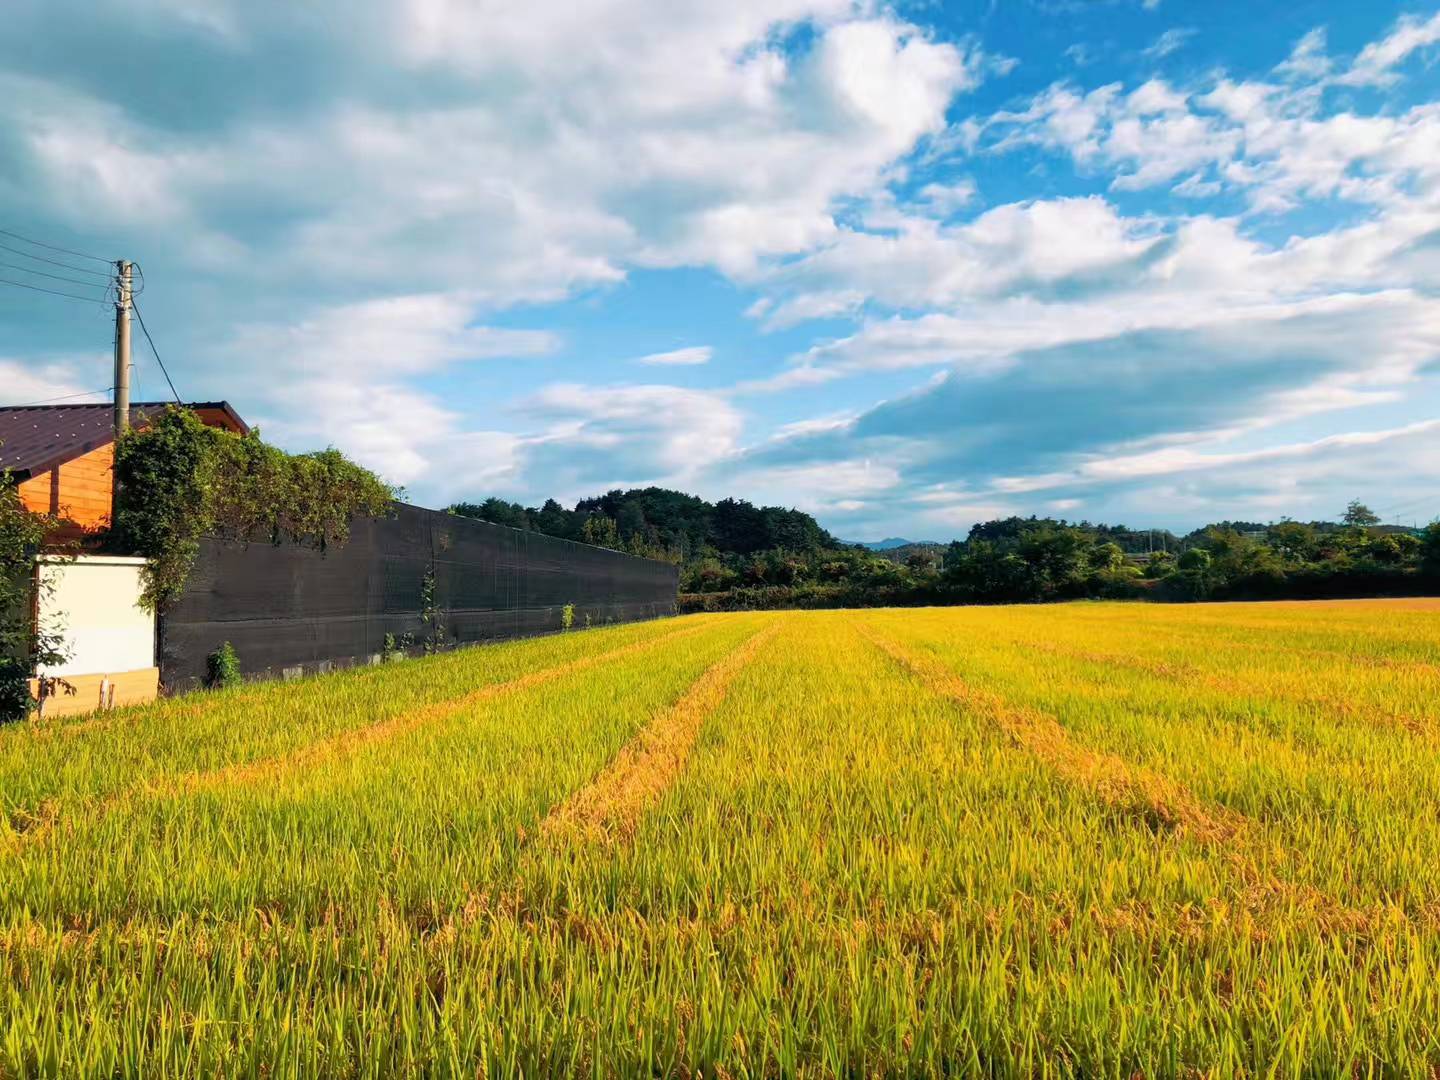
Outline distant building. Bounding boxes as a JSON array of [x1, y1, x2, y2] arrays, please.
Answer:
[[0, 401, 247, 536]]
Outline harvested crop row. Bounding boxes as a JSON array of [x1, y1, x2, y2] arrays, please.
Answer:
[[157, 620, 714, 798], [860, 625, 1244, 843], [541, 622, 783, 844], [0, 614, 700, 817]]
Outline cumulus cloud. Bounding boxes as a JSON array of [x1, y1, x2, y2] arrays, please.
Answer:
[[719, 289, 1440, 534], [0, 0, 995, 506], [972, 15, 1440, 212], [3, 0, 1439, 535], [1142, 28, 1196, 60], [633, 346, 713, 366], [520, 383, 744, 500]]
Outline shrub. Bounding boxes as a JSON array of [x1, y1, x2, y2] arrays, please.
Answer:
[[204, 641, 241, 690], [0, 475, 67, 722], [561, 603, 575, 631]]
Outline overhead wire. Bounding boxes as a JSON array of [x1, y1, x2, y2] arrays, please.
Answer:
[[10, 388, 112, 407], [0, 275, 112, 305], [0, 240, 115, 279], [0, 259, 116, 292], [130, 296, 181, 403], [0, 231, 175, 399], [0, 226, 113, 264]]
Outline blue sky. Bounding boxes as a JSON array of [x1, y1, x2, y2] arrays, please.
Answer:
[[2, 0, 1439, 540]]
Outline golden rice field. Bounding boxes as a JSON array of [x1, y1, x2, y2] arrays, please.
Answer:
[[4, 599, 1440, 1077]]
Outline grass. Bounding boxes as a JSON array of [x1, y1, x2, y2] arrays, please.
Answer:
[[3, 599, 1440, 1076]]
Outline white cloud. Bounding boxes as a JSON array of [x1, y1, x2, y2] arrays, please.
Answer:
[[915, 179, 978, 215], [0, 358, 104, 407], [6, 1, 1440, 532], [633, 346, 713, 366], [521, 383, 744, 498], [981, 19, 1440, 213], [1339, 11, 1440, 87], [1274, 27, 1331, 82], [1142, 28, 1196, 60], [228, 294, 559, 381]]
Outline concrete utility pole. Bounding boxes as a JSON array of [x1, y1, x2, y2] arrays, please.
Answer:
[[111, 259, 132, 515], [112, 259, 132, 442]]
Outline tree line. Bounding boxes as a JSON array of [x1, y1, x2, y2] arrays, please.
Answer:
[[449, 490, 1440, 611]]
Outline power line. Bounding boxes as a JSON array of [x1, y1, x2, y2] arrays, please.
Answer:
[[130, 297, 180, 403], [8, 388, 112, 407], [0, 259, 116, 292], [0, 226, 113, 265], [0, 275, 111, 305], [1375, 493, 1435, 518], [0, 240, 115, 280]]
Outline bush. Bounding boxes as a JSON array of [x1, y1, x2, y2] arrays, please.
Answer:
[[204, 641, 241, 690]]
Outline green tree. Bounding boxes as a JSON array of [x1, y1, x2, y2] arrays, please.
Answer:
[[1343, 500, 1381, 528], [904, 549, 940, 573], [1420, 522, 1440, 578], [1017, 526, 1093, 598], [448, 498, 531, 531], [1091, 541, 1126, 573], [1266, 520, 1316, 564], [1143, 550, 1175, 579], [534, 498, 572, 539], [1178, 548, 1212, 572], [581, 513, 620, 550]]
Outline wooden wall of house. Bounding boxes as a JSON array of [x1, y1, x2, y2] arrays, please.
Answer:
[[17, 443, 116, 533]]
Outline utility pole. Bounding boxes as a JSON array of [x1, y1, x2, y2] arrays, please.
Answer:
[[112, 259, 132, 441], [112, 259, 132, 513]]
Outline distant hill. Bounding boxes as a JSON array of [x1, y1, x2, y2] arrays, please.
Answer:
[[447, 486, 839, 562], [847, 537, 942, 551]]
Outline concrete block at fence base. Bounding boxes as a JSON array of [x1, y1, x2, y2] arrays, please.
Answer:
[[29, 668, 160, 719], [282, 665, 304, 682]]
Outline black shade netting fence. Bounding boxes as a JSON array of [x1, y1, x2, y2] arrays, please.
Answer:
[[159, 502, 679, 690]]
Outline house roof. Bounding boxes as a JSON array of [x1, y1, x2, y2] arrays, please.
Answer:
[[0, 401, 249, 480]]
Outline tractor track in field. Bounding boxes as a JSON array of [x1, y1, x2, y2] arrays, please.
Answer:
[[859, 626, 1249, 845], [150, 621, 716, 798], [1, 621, 715, 851], [858, 626, 1394, 931], [540, 622, 782, 845], [2, 619, 784, 940]]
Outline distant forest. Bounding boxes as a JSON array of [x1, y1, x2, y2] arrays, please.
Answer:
[[448, 490, 1440, 610]]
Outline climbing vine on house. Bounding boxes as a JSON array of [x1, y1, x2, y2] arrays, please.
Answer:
[[110, 407, 396, 611]]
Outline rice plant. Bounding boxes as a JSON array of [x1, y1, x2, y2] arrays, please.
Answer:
[[3, 599, 1440, 1076]]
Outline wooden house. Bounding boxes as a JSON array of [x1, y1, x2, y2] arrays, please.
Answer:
[[0, 401, 248, 536]]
